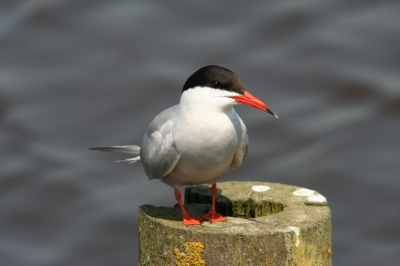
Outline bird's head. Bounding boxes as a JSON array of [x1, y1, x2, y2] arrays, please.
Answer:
[[181, 65, 278, 118]]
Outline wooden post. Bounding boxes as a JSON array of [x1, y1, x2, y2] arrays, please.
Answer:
[[139, 181, 331, 265]]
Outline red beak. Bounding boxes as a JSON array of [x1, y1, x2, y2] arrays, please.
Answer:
[[229, 91, 278, 118]]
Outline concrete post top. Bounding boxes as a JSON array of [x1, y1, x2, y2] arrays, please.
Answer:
[[139, 182, 332, 265], [141, 181, 329, 233]]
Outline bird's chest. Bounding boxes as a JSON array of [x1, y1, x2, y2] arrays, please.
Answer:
[[174, 112, 242, 162]]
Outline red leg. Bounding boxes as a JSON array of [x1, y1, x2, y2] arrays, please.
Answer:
[[174, 188, 201, 226], [202, 183, 226, 223]]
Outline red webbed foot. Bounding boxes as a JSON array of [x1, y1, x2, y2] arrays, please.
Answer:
[[202, 210, 226, 223], [182, 215, 202, 226]]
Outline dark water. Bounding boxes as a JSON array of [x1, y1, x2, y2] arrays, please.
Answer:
[[1, 1, 399, 265]]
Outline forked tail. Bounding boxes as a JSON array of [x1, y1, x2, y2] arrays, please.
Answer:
[[89, 145, 141, 164]]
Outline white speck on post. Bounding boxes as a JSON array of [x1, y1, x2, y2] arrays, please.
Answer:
[[308, 194, 326, 203], [293, 188, 327, 203], [252, 185, 270, 192], [288, 226, 301, 247], [293, 188, 315, 196]]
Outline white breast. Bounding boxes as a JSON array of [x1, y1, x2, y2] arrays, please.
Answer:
[[160, 87, 244, 187]]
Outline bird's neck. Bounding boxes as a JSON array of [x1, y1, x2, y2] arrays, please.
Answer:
[[179, 87, 235, 115]]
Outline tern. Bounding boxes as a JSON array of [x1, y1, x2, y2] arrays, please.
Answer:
[[90, 65, 277, 226]]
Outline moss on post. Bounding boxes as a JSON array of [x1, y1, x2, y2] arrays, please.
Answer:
[[139, 181, 332, 266]]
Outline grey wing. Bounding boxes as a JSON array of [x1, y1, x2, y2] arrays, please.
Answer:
[[240, 117, 249, 161], [231, 116, 248, 168], [140, 105, 181, 180]]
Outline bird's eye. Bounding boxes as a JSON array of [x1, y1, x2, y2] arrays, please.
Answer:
[[212, 81, 222, 89]]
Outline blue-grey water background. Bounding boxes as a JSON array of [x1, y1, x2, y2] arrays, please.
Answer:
[[1, 1, 399, 265]]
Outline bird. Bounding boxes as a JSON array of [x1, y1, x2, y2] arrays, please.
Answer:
[[90, 65, 277, 226]]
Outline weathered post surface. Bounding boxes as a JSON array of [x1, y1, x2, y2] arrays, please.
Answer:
[[139, 181, 331, 266]]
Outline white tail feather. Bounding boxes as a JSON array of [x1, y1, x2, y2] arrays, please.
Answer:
[[116, 156, 141, 164]]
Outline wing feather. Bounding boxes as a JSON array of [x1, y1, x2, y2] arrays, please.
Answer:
[[140, 106, 181, 180], [230, 116, 248, 168]]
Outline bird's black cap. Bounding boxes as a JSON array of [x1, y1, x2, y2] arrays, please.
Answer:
[[182, 65, 245, 95]]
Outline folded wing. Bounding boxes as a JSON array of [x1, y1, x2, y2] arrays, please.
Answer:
[[140, 106, 181, 180]]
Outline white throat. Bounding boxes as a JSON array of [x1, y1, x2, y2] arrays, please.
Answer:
[[179, 86, 240, 114]]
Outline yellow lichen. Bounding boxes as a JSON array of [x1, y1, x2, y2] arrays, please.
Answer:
[[174, 242, 205, 266], [235, 256, 242, 266]]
